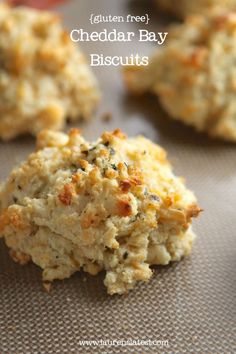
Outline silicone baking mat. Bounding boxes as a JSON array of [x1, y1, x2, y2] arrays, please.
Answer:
[[0, 0, 235, 353]]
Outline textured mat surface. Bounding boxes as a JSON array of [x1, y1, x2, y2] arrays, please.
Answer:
[[0, 1, 236, 353]]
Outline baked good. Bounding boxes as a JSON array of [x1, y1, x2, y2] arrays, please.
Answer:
[[124, 12, 236, 142], [0, 129, 200, 294], [0, 4, 100, 141], [156, 0, 236, 18]]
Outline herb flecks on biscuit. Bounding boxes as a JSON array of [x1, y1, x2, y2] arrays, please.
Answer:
[[0, 129, 200, 294]]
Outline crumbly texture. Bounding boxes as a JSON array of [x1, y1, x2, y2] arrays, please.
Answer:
[[156, 0, 236, 18], [0, 129, 200, 295], [124, 11, 236, 142], [0, 4, 100, 141]]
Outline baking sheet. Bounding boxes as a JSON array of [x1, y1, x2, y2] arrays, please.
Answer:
[[0, 0, 236, 353]]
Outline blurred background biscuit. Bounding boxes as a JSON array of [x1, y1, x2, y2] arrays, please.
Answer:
[[124, 11, 236, 142], [155, 0, 236, 18], [0, 4, 100, 141]]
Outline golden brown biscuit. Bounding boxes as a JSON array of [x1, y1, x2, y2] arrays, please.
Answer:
[[156, 0, 236, 18], [124, 11, 236, 142], [0, 129, 200, 294], [0, 4, 100, 141]]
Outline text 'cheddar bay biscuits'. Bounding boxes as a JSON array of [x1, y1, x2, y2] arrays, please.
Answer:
[[124, 11, 236, 142], [0, 4, 100, 141], [0, 129, 200, 294]]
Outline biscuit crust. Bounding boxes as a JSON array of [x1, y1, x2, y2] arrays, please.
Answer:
[[0, 4, 100, 140], [124, 11, 236, 142], [0, 129, 200, 294]]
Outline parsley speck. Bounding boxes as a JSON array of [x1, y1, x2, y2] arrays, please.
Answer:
[[123, 252, 129, 260], [111, 163, 117, 170], [150, 194, 160, 202]]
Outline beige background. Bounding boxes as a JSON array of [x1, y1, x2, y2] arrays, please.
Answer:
[[0, 0, 235, 353]]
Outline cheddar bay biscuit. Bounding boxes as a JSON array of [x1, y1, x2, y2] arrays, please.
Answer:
[[124, 11, 236, 142], [0, 129, 200, 294], [0, 4, 99, 141], [156, 0, 236, 18]]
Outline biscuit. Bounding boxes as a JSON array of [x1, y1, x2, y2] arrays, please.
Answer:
[[0, 129, 200, 294], [156, 0, 236, 18], [124, 12, 236, 142], [0, 4, 100, 141]]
